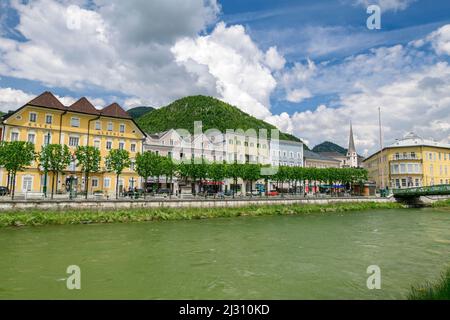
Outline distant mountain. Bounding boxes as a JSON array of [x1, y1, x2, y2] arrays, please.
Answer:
[[136, 95, 303, 143], [312, 141, 347, 155], [127, 106, 154, 119]]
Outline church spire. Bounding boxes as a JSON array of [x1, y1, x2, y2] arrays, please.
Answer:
[[348, 121, 356, 154]]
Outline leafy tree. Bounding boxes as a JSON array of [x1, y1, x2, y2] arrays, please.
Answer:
[[75, 146, 101, 199], [38, 144, 72, 199], [105, 149, 131, 199], [225, 162, 242, 198], [161, 156, 176, 196], [135, 151, 155, 198], [240, 164, 261, 196], [0, 141, 35, 199]]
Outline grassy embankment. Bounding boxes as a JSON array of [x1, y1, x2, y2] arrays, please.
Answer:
[[0, 201, 404, 228], [409, 268, 450, 300], [432, 198, 450, 208]]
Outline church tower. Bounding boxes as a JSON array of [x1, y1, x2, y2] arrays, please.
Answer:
[[347, 121, 359, 167]]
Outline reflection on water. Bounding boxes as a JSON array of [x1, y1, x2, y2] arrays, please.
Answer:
[[0, 207, 449, 299]]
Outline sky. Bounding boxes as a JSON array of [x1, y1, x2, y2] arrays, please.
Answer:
[[0, 0, 450, 155]]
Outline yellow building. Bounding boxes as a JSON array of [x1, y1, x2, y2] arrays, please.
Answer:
[[363, 132, 450, 189], [0, 91, 146, 197]]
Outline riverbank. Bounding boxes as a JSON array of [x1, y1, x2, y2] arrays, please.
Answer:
[[0, 201, 405, 228], [409, 267, 450, 300]]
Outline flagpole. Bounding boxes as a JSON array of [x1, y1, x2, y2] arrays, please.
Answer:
[[378, 107, 385, 190]]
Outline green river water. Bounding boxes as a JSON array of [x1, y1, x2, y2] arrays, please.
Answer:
[[0, 207, 449, 299]]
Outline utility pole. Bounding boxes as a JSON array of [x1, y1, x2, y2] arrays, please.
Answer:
[[378, 107, 385, 190]]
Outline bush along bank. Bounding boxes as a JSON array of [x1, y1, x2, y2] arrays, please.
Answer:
[[408, 267, 450, 300], [0, 201, 405, 228]]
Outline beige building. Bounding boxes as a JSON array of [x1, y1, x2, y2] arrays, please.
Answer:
[[363, 132, 450, 189]]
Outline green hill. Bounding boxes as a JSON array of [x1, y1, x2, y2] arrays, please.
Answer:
[[312, 141, 347, 154], [137, 95, 302, 143], [127, 106, 154, 119]]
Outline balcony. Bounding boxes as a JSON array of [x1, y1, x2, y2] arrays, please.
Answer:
[[390, 154, 422, 161]]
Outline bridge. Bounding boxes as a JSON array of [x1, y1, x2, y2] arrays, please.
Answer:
[[393, 184, 450, 199]]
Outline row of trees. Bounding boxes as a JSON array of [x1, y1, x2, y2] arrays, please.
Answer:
[[135, 152, 368, 197], [0, 141, 368, 200], [0, 141, 131, 199]]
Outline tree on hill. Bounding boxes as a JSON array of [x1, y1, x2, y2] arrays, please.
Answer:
[[136, 95, 303, 143], [127, 106, 154, 119], [312, 141, 347, 155]]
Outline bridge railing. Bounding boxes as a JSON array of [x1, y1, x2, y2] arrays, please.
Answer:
[[393, 184, 450, 197]]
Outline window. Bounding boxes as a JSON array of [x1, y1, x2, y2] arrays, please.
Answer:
[[170, 139, 174, 146], [27, 133, 35, 144], [119, 124, 125, 133], [10, 132, 19, 141], [94, 140, 100, 149], [45, 115, 52, 124], [106, 141, 112, 150], [95, 121, 101, 130], [43, 133, 51, 145], [104, 178, 111, 188], [131, 143, 136, 152], [22, 176, 33, 192], [71, 117, 80, 127], [69, 136, 79, 147], [92, 179, 99, 188], [29, 112, 37, 122], [119, 142, 125, 150], [107, 122, 113, 131], [168, 151, 172, 158], [130, 161, 135, 171]]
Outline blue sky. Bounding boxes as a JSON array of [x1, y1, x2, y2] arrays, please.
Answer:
[[0, 0, 449, 153]]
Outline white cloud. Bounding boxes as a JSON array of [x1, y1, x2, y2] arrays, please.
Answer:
[[0, 0, 221, 106], [264, 46, 286, 70], [285, 88, 312, 103], [427, 24, 450, 56], [354, 0, 416, 12], [0, 87, 34, 112], [171, 22, 279, 118]]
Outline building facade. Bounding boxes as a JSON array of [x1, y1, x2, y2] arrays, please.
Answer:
[[363, 132, 450, 189], [303, 150, 341, 168], [269, 139, 303, 167], [0, 92, 146, 196]]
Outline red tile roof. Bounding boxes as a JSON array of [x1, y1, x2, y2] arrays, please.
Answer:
[[27, 91, 66, 110], [68, 97, 100, 115], [101, 102, 131, 119]]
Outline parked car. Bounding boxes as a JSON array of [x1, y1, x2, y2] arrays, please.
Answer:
[[0, 186, 9, 196], [267, 191, 279, 196], [156, 188, 171, 195]]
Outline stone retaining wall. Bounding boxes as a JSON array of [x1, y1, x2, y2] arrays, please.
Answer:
[[0, 197, 395, 211]]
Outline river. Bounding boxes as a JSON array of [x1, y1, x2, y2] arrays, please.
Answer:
[[0, 207, 449, 299]]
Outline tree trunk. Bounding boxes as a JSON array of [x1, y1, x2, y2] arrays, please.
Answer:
[[116, 174, 119, 200], [51, 172, 55, 199], [6, 172, 10, 191], [143, 176, 147, 199], [85, 172, 89, 199], [11, 172, 17, 200]]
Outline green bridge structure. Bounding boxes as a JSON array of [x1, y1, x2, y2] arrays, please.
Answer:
[[393, 184, 450, 199]]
